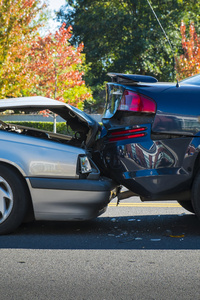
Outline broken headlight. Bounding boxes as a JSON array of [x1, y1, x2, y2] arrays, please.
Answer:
[[79, 155, 92, 174]]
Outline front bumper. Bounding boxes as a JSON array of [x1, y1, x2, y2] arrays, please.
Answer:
[[27, 177, 117, 221]]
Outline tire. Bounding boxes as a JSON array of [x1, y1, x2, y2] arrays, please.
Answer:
[[191, 170, 200, 220], [177, 200, 195, 213], [0, 165, 28, 234]]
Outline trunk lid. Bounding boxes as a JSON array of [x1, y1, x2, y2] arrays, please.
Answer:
[[102, 73, 200, 137]]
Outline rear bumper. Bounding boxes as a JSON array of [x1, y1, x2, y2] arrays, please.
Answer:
[[96, 124, 199, 199], [27, 177, 117, 221]]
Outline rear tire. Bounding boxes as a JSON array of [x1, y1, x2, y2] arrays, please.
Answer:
[[0, 165, 28, 234], [177, 200, 195, 213], [191, 170, 200, 220]]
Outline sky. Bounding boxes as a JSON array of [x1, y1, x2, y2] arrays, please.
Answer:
[[48, 0, 66, 12], [45, 0, 67, 32]]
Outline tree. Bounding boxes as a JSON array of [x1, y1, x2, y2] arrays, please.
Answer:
[[0, 0, 47, 98], [28, 23, 92, 109], [176, 22, 200, 79], [57, 0, 200, 111]]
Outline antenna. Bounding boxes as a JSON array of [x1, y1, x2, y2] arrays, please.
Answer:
[[146, 0, 179, 86]]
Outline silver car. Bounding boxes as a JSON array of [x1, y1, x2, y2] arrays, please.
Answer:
[[0, 96, 115, 234]]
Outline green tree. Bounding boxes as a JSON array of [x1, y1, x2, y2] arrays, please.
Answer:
[[58, 0, 200, 111]]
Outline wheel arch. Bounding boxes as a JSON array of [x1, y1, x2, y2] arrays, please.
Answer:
[[0, 161, 35, 222]]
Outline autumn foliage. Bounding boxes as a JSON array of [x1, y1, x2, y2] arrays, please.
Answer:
[[0, 0, 92, 109], [176, 21, 200, 79], [29, 23, 92, 109], [0, 0, 46, 98]]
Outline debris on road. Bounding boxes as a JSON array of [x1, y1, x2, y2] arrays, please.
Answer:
[[111, 218, 117, 222], [169, 234, 185, 238]]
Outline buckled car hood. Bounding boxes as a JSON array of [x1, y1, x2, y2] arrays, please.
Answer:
[[0, 96, 101, 148]]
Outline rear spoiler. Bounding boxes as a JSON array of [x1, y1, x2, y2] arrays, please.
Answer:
[[108, 73, 158, 84]]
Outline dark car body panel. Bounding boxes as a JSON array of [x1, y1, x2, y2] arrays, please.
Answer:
[[96, 129, 198, 199], [104, 82, 200, 136], [108, 73, 158, 83], [94, 74, 200, 201]]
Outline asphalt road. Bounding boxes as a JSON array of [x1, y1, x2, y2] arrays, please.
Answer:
[[0, 196, 200, 300]]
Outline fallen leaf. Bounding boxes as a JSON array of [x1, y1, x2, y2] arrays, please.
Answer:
[[169, 234, 185, 238]]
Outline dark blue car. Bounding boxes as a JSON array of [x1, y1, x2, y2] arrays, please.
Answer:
[[93, 73, 200, 219]]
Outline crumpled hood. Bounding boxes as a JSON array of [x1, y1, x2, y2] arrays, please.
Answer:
[[0, 96, 101, 147]]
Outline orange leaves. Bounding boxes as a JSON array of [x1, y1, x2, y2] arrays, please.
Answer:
[[0, 0, 47, 98], [176, 21, 200, 79], [28, 23, 92, 107], [0, 1, 92, 108]]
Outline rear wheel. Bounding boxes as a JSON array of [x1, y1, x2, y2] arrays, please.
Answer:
[[192, 171, 200, 220], [0, 165, 28, 234], [177, 200, 195, 213]]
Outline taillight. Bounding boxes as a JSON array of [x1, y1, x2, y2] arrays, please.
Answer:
[[108, 127, 147, 142], [118, 90, 156, 113], [110, 127, 146, 136]]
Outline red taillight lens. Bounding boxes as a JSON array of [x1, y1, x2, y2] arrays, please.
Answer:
[[110, 127, 147, 136], [109, 133, 146, 142], [118, 90, 156, 113], [108, 127, 147, 142]]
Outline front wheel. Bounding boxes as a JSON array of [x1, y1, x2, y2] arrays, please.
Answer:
[[0, 165, 28, 234]]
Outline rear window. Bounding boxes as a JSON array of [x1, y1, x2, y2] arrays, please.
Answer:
[[103, 84, 124, 118], [181, 74, 200, 86]]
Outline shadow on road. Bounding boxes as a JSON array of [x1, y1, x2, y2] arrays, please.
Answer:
[[0, 213, 200, 250]]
